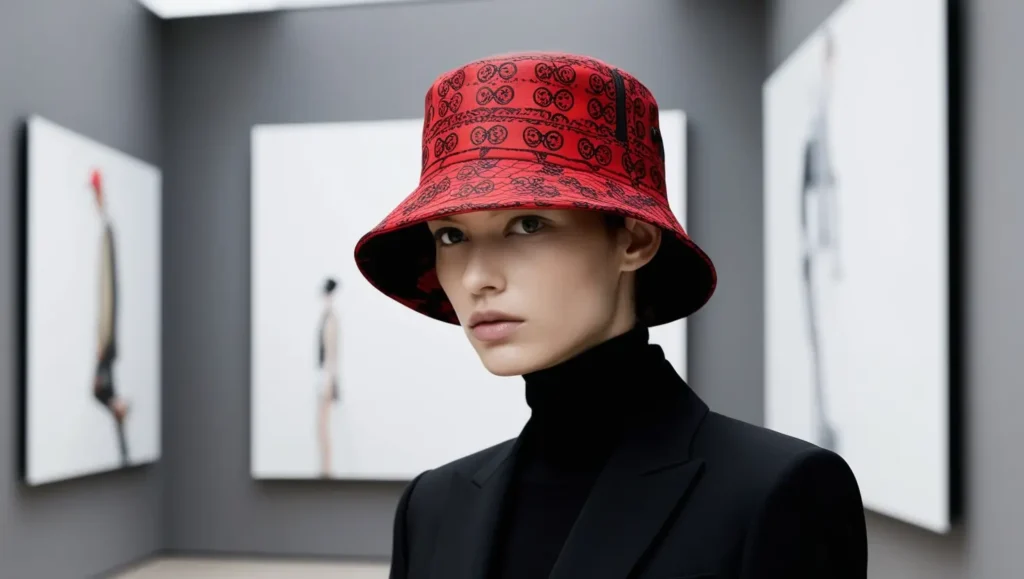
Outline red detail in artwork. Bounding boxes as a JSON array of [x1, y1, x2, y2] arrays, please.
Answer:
[[90, 169, 103, 193]]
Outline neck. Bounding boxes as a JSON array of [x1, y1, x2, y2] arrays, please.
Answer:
[[519, 325, 677, 469]]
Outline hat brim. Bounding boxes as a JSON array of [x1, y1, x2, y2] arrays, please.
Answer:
[[354, 158, 717, 327]]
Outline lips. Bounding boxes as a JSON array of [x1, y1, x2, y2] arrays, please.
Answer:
[[468, 310, 521, 327], [467, 310, 524, 343]]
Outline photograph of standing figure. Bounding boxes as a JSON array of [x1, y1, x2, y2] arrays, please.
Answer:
[[764, 0, 952, 533], [317, 277, 340, 478], [90, 169, 131, 466], [799, 29, 842, 453], [24, 115, 162, 487]]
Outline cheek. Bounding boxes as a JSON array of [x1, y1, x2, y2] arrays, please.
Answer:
[[517, 241, 619, 324]]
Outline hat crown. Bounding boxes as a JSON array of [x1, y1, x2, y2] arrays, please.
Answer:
[[419, 52, 668, 198], [354, 51, 717, 327]]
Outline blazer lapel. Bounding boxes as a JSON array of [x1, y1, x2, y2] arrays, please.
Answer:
[[428, 435, 523, 579], [548, 379, 710, 579]]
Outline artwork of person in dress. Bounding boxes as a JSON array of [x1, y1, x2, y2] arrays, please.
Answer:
[[800, 30, 843, 452], [317, 277, 340, 478], [90, 169, 130, 467]]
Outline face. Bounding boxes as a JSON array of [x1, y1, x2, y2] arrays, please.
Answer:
[[426, 209, 661, 376], [324, 286, 337, 307]]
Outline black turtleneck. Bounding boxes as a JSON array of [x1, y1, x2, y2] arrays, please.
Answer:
[[488, 325, 679, 579]]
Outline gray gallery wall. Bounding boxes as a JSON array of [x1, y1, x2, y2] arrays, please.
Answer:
[[767, 1, 1023, 578], [0, 1, 164, 578], [160, 0, 766, 559], [0, 0, 1019, 576]]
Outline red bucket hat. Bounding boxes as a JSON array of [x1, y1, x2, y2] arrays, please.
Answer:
[[354, 51, 717, 326]]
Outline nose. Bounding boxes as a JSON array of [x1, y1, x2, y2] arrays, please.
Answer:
[[460, 241, 506, 297]]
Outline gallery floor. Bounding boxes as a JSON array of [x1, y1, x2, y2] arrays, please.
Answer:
[[110, 557, 389, 578]]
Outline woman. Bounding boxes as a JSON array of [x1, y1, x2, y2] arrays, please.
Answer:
[[316, 277, 341, 478], [354, 52, 867, 579], [90, 169, 130, 467], [800, 29, 843, 453]]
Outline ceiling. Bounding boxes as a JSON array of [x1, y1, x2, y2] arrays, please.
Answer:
[[137, 0, 420, 19]]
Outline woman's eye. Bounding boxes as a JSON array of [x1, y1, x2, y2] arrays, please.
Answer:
[[435, 228, 465, 246], [511, 216, 545, 235]]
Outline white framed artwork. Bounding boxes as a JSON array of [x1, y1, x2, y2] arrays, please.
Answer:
[[763, 0, 952, 533], [23, 116, 162, 486]]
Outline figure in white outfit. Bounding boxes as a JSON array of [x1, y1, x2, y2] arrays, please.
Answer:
[[799, 30, 843, 452]]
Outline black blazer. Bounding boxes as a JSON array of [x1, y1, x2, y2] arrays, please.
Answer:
[[389, 380, 868, 579]]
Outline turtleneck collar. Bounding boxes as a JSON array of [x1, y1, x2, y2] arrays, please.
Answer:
[[517, 324, 678, 471], [524, 324, 658, 410]]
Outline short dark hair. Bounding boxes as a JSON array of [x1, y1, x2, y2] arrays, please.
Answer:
[[602, 212, 627, 231], [324, 278, 338, 294]]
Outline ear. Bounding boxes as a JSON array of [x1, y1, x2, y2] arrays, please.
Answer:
[[618, 218, 661, 272]]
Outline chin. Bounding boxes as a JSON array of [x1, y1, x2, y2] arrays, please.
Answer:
[[472, 342, 551, 377]]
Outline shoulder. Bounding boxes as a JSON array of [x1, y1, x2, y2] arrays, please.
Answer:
[[695, 411, 853, 485], [692, 413, 867, 570], [388, 438, 516, 573], [411, 437, 513, 493], [691, 412, 864, 525], [394, 438, 516, 527]]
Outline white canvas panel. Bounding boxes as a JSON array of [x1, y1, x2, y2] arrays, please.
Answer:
[[24, 116, 162, 486], [763, 0, 950, 533]]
